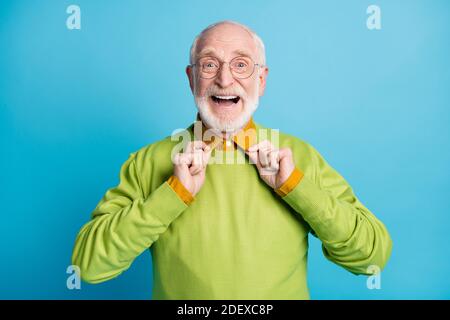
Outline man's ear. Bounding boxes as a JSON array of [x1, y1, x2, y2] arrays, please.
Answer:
[[258, 66, 269, 97], [186, 65, 195, 94]]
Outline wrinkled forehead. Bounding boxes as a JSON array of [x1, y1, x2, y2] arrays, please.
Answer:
[[195, 24, 258, 61]]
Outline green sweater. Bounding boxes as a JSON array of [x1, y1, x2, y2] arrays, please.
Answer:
[[72, 122, 392, 299]]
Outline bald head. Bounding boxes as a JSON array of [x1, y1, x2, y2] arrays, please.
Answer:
[[189, 21, 266, 65]]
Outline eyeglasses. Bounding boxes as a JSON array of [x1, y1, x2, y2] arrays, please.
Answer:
[[191, 56, 264, 79]]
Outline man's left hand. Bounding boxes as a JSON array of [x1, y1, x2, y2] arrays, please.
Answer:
[[245, 140, 295, 189]]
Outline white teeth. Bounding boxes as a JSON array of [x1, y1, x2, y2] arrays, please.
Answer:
[[213, 95, 238, 100]]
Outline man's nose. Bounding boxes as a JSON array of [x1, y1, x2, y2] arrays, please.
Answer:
[[215, 63, 235, 88]]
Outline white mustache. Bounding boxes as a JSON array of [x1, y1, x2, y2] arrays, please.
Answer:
[[204, 85, 246, 98]]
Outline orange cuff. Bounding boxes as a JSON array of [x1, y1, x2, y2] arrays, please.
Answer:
[[167, 175, 194, 205], [275, 167, 304, 197]]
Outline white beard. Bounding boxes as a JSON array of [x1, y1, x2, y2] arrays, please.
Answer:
[[194, 81, 260, 133]]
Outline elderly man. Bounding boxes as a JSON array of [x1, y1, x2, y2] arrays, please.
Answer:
[[72, 21, 392, 299]]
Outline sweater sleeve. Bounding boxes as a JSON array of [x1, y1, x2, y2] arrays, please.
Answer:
[[280, 146, 393, 275], [71, 153, 189, 284]]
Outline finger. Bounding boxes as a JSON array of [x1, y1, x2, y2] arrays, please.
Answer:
[[250, 140, 274, 168], [187, 140, 209, 152], [268, 150, 280, 172], [184, 141, 207, 174], [259, 148, 270, 168], [189, 165, 201, 175], [258, 150, 269, 168], [197, 142, 212, 168], [202, 145, 212, 168], [247, 140, 274, 153], [172, 153, 181, 166], [246, 149, 261, 168], [259, 150, 277, 175], [201, 141, 211, 152], [278, 148, 293, 166], [190, 157, 203, 175], [278, 148, 292, 161], [185, 141, 194, 153], [173, 153, 183, 166], [195, 143, 212, 172], [247, 142, 259, 152], [174, 152, 193, 168]]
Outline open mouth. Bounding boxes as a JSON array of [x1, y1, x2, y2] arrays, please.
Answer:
[[210, 95, 241, 107]]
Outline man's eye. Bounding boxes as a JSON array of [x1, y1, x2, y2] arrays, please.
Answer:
[[233, 61, 248, 69], [202, 61, 218, 68]]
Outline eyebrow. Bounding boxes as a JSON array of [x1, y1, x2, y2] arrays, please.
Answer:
[[196, 48, 254, 60], [232, 49, 253, 58], [196, 48, 218, 59]]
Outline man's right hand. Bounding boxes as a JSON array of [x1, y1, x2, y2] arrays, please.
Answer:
[[173, 141, 212, 196]]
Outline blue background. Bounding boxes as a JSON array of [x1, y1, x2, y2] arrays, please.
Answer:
[[1, 0, 449, 299]]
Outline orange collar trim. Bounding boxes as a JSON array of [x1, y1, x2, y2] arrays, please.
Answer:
[[193, 114, 257, 151]]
